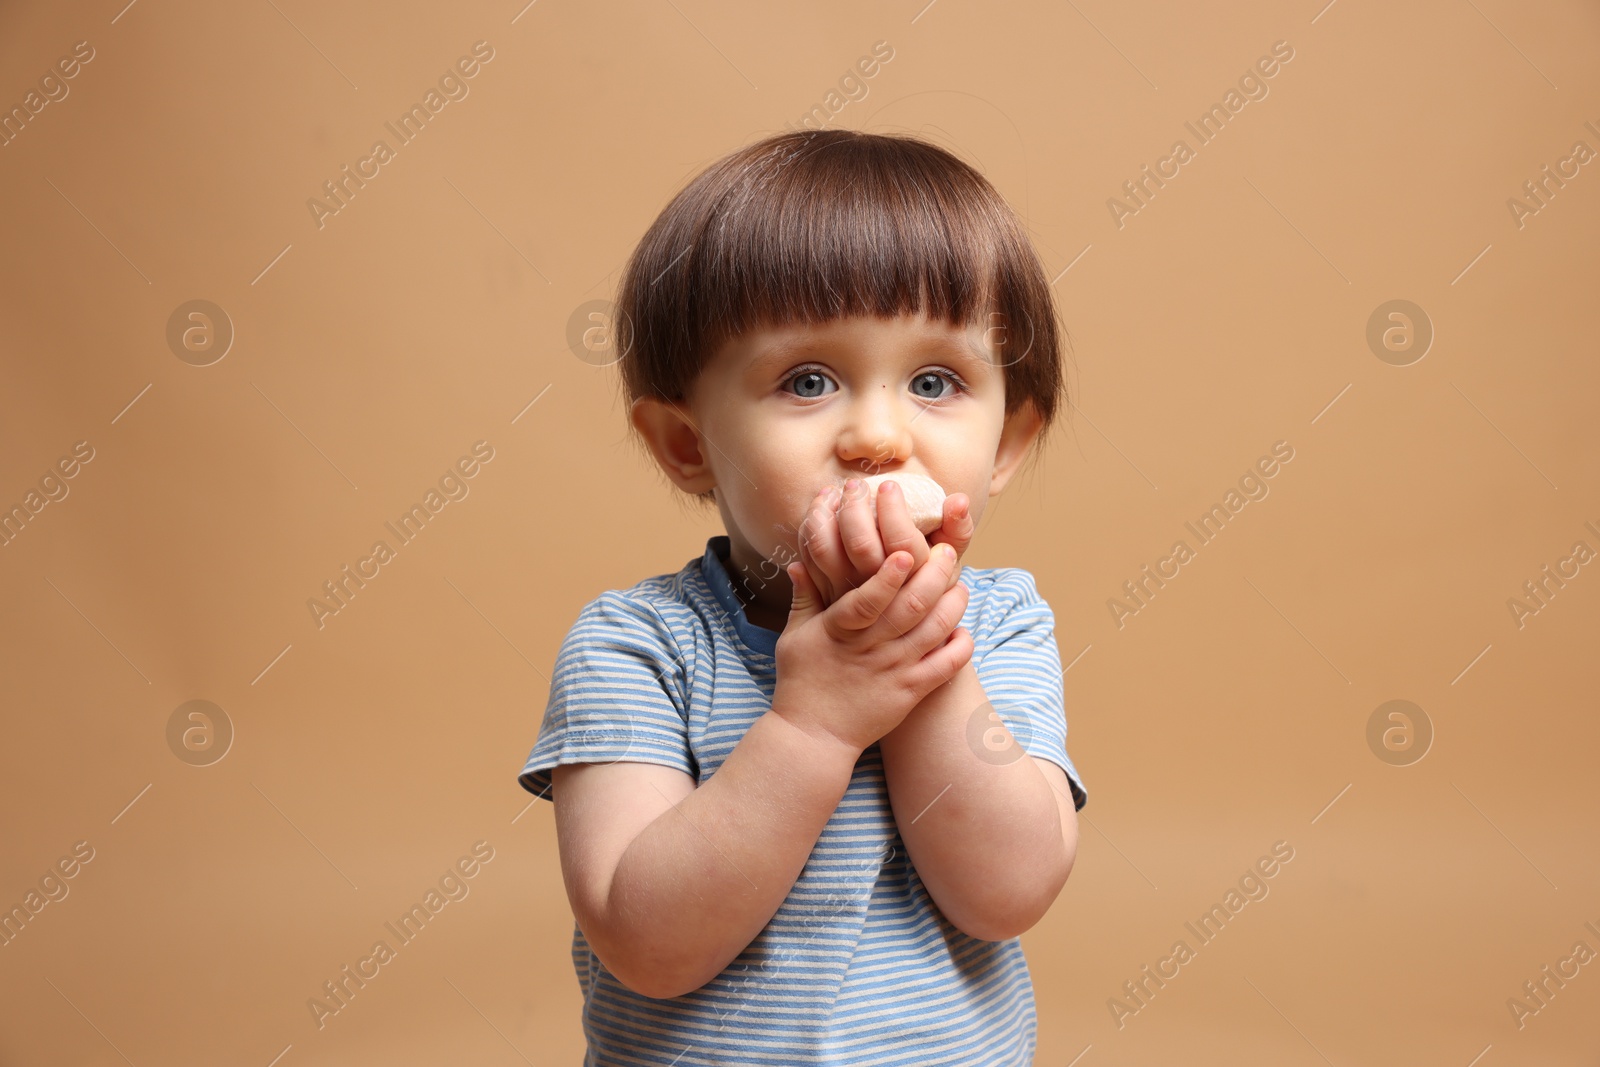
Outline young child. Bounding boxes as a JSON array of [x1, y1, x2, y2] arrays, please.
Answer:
[[517, 128, 1088, 1066]]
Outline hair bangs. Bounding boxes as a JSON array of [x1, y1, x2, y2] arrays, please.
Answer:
[[692, 134, 1008, 347]]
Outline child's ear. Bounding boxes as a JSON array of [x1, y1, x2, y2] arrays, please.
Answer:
[[989, 399, 1044, 497], [630, 396, 718, 495]]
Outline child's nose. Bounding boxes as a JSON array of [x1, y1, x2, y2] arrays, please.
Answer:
[[837, 395, 914, 467]]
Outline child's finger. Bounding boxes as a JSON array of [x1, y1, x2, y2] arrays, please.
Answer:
[[797, 521, 836, 606], [830, 550, 912, 633], [928, 493, 974, 550], [907, 625, 975, 693], [784, 560, 822, 623], [836, 478, 887, 578], [947, 492, 975, 544], [928, 493, 974, 590], [790, 534, 825, 607], [798, 486, 843, 603], [881, 543, 966, 639], [874, 480, 930, 573], [800, 486, 851, 601]]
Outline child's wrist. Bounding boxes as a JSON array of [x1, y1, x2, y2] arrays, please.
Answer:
[[764, 697, 866, 765]]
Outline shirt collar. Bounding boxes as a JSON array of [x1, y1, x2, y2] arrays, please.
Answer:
[[700, 535, 780, 660]]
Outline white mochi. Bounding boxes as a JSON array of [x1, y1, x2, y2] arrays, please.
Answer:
[[862, 472, 946, 534]]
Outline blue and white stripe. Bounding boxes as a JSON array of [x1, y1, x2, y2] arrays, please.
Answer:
[[518, 535, 1086, 1065]]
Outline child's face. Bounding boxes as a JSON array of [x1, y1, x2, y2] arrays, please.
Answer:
[[634, 309, 1043, 629]]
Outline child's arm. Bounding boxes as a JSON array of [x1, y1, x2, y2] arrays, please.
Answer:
[[877, 658, 1078, 942], [552, 706, 861, 1000], [552, 544, 967, 999], [792, 479, 1083, 941]]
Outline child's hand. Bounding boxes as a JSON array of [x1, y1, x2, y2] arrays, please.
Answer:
[[772, 544, 972, 754], [797, 477, 975, 610]]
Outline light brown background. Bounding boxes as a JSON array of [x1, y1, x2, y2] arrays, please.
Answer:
[[2, 0, 1597, 1063]]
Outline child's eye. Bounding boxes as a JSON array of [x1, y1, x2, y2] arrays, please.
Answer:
[[910, 370, 969, 401], [779, 365, 969, 401], [781, 366, 837, 399]]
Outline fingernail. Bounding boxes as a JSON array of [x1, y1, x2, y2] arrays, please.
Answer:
[[845, 478, 860, 492]]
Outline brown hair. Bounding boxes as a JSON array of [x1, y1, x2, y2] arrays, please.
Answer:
[[611, 128, 1071, 506]]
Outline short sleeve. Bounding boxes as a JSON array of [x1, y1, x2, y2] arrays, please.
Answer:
[[516, 590, 696, 801], [971, 569, 1087, 810]]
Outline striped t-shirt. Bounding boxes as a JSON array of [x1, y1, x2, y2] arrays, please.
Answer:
[[518, 534, 1087, 1066]]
